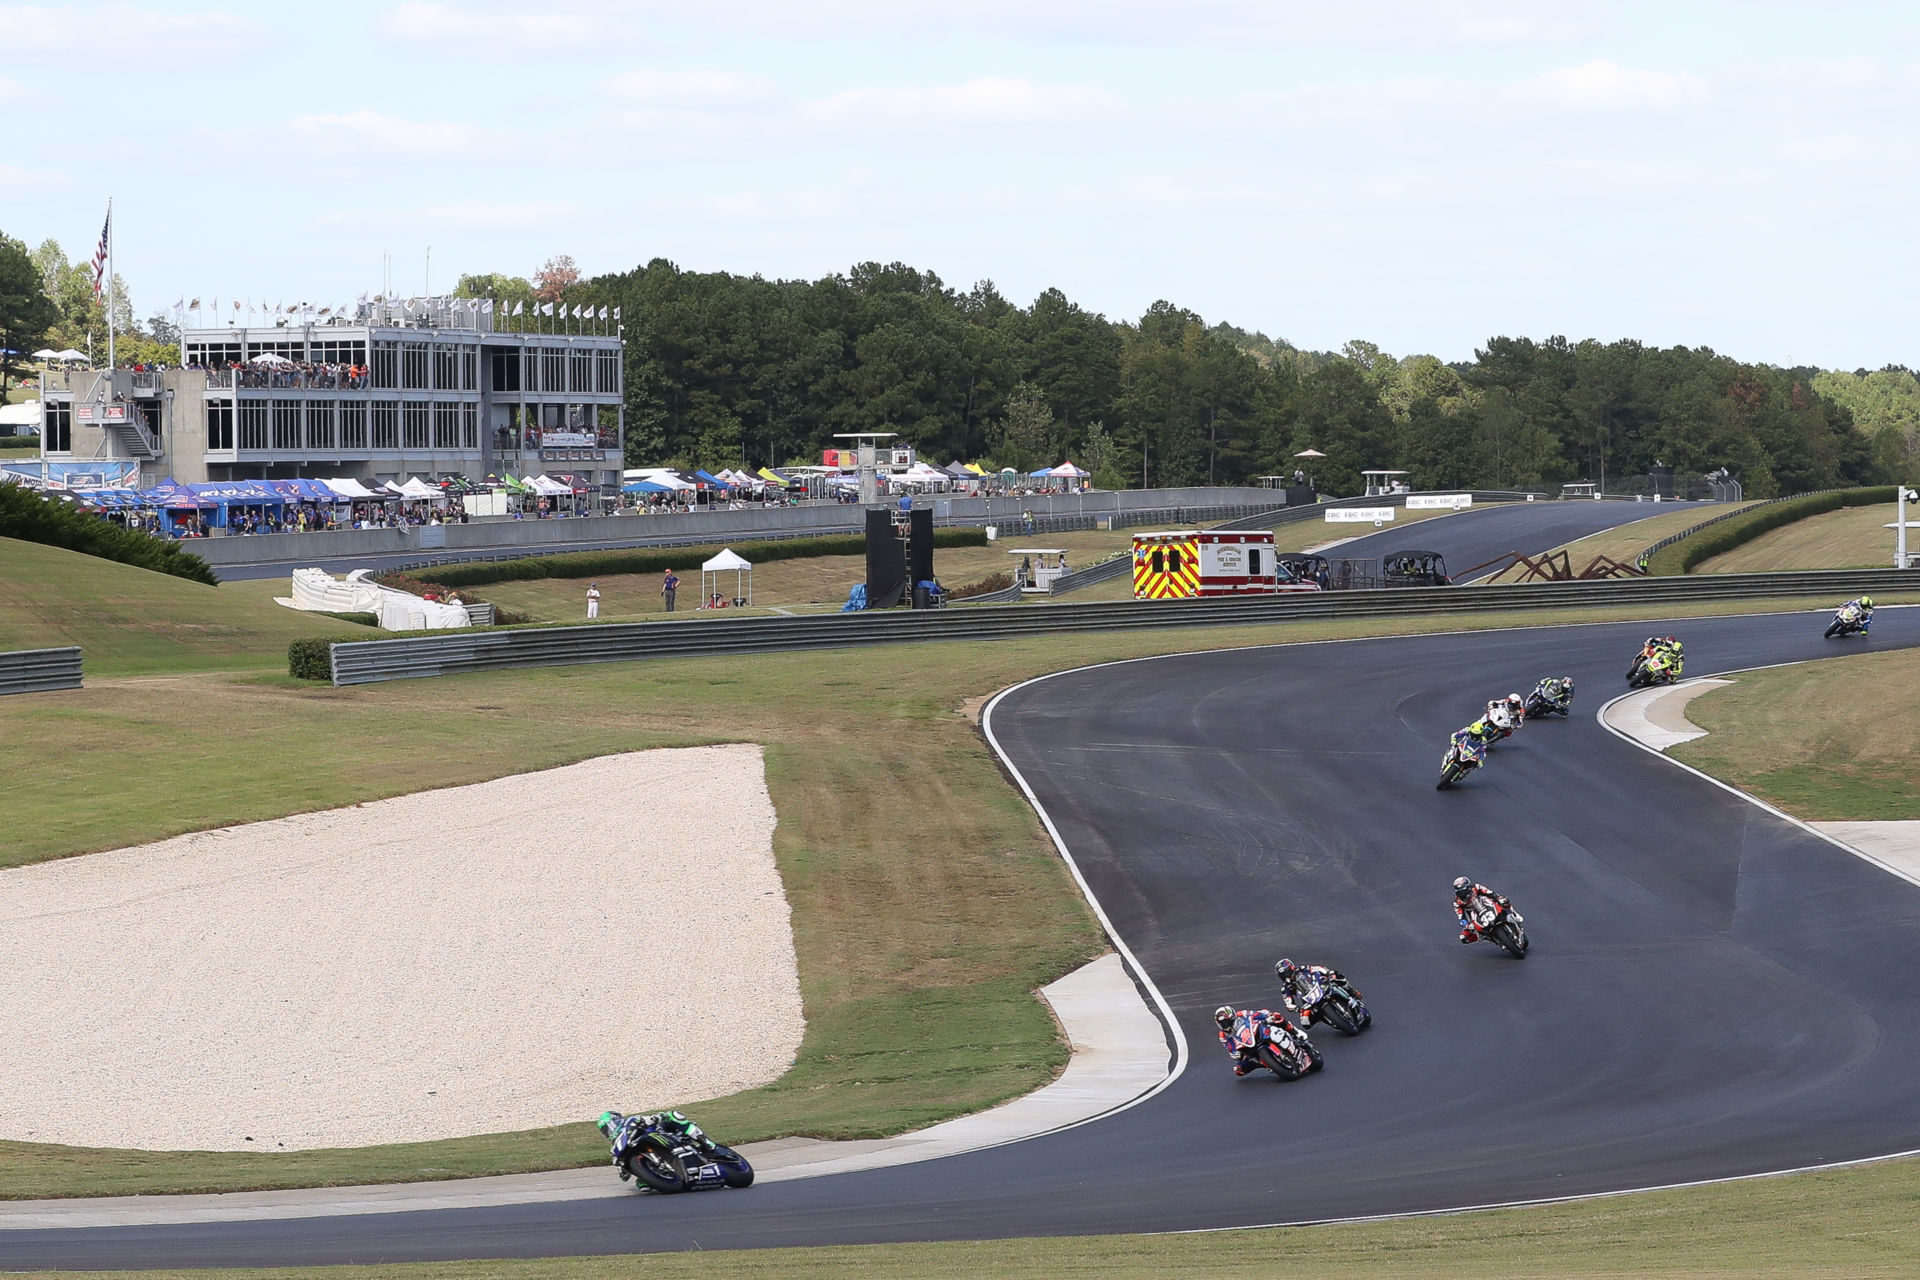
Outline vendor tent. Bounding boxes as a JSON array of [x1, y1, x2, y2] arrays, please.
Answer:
[[1047, 461, 1090, 477], [527, 474, 575, 497], [322, 477, 384, 499], [397, 477, 445, 501], [701, 547, 753, 607], [53, 349, 86, 363], [622, 478, 674, 494]]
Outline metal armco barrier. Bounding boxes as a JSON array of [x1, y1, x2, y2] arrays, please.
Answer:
[[0, 647, 83, 695], [325, 568, 1914, 686]]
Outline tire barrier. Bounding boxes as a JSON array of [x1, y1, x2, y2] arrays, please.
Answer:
[[0, 647, 83, 696], [324, 566, 1916, 686]]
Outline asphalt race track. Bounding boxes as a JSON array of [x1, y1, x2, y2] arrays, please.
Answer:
[[1310, 498, 1710, 581], [12, 604, 1920, 1269]]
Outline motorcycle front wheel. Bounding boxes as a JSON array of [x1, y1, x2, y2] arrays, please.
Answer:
[[710, 1144, 755, 1189], [1255, 1043, 1304, 1080], [1319, 995, 1360, 1035], [1825, 620, 1842, 639], [1489, 922, 1529, 958], [626, 1142, 690, 1194]]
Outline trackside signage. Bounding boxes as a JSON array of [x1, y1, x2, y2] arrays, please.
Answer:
[[1326, 507, 1395, 522], [1406, 494, 1473, 510]]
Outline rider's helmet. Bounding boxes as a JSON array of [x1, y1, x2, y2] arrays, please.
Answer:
[[663, 1110, 690, 1128], [1861, 596, 1873, 609], [595, 1110, 621, 1139], [1563, 676, 1574, 691], [1214, 1005, 1236, 1029], [1506, 693, 1524, 715], [1453, 876, 1474, 898], [1274, 957, 1297, 980]]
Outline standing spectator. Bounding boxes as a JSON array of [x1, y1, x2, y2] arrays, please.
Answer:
[[586, 582, 601, 619], [661, 568, 679, 612]]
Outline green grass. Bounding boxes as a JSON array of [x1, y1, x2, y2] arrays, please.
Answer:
[[18, 1153, 1920, 1279], [1672, 645, 1920, 820], [1647, 487, 1897, 575], [1695, 500, 1911, 573], [0, 537, 339, 675]]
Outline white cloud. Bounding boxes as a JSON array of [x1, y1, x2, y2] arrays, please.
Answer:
[[1, 4, 260, 50], [290, 111, 476, 153], [0, 75, 24, 102], [0, 162, 68, 188], [1527, 59, 1708, 109], [812, 77, 1116, 122], [608, 70, 769, 103], [320, 201, 577, 230], [386, 2, 591, 46]]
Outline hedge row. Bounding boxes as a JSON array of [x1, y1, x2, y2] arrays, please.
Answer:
[[0, 482, 218, 585], [1648, 486, 1897, 576], [287, 636, 364, 681], [413, 526, 989, 587]]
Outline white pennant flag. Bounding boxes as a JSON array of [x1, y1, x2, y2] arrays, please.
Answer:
[[597, 305, 608, 321], [612, 306, 621, 321], [512, 300, 524, 316]]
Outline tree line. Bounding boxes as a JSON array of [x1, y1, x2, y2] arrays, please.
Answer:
[[473, 257, 1891, 497]]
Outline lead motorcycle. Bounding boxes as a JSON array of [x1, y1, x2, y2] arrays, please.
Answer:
[[1230, 1011, 1324, 1080], [1824, 601, 1871, 639], [1437, 728, 1490, 790], [1626, 645, 1682, 688], [1465, 898, 1530, 958], [601, 1111, 755, 1194]]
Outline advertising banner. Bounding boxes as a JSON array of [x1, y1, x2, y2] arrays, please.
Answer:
[[537, 430, 597, 448], [1406, 494, 1473, 510], [1, 460, 143, 490], [1325, 507, 1395, 523]]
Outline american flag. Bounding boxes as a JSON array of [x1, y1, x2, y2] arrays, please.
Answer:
[[90, 206, 111, 298]]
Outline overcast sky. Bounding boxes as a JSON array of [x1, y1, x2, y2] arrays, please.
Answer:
[[4, 1, 1915, 367]]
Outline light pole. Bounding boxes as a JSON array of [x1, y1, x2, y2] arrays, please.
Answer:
[[1900, 487, 1919, 569]]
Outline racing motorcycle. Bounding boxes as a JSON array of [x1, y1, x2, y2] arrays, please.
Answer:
[[605, 1112, 754, 1194], [1824, 601, 1871, 639], [1437, 730, 1490, 790], [1523, 677, 1574, 719], [1465, 898, 1529, 958], [1626, 646, 1682, 688], [1293, 971, 1371, 1035], [1230, 1012, 1323, 1080]]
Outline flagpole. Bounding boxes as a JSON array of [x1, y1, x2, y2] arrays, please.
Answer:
[[106, 197, 115, 370]]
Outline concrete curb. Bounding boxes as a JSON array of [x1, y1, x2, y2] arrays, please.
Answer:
[[1600, 678, 1732, 750], [0, 953, 1168, 1230]]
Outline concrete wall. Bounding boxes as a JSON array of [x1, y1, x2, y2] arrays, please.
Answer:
[[188, 485, 1293, 567]]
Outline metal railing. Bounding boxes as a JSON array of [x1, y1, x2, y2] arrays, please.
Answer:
[[324, 567, 1916, 685], [0, 647, 83, 695]]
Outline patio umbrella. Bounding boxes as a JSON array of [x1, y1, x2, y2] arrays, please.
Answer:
[[53, 349, 86, 362], [31, 348, 58, 360], [1293, 449, 1328, 459], [249, 352, 295, 366]]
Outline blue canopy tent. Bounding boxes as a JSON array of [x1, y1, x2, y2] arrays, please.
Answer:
[[694, 469, 732, 490], [140, 479, 217, 534], [188, 481, 286, 530], [623, 479, 675, 494], [269, 478, 346, 503]]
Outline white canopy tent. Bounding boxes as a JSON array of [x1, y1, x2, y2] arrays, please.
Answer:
[[701, 547, 753, 607], [323, 477, 382, 499], [53, 349, 86, 363], [527, 474, 575, 497], [397, 476, 446, 502]]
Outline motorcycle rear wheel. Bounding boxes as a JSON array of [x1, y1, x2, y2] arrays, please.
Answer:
[[626, 1143, 690, 1194]]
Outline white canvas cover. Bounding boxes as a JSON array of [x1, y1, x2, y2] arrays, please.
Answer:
[[702, 548, 752, 572], [323, 477, 380, 498], [398, 477, 444, 501]]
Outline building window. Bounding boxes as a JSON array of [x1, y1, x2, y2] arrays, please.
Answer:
[[491, 348, 520, 392], [306, 401, 336, 451], [596, 349, 619, 394], [542, 347, 566, 392], [522, 348, 539, 392], [240, 402, 269, 450], [206, 402, 234, 451], [340, 402, 368, 450], [403, 403, 429, 449], [372, 343, 399, 389], [461, 402, 477, 449], [570, 349, 592, 393], [402, 343, 428, 389], [432, 344, 459, 390], [462, 347, 478, 391], [371, 401, 399, 449], [432, 402, 459, 449], [44, 401, 72, 452], [272, 399, 301, 450]]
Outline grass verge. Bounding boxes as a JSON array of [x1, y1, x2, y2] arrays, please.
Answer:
[[1482, 502, 1757, 582], [1695, 499, 1912, 573], [1671, 644, 1920, 820], [17, 1154, 1920, 1278], [1647, 487, 1895, 575]]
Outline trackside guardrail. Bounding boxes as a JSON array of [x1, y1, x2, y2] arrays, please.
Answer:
[[325, 568, 1915, 686], [0, 647, 83, 695]]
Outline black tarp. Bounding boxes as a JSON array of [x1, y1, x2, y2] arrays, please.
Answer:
[[865, 508, 906, 608], [908, 507, 935, 587]]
